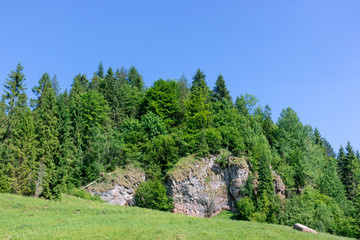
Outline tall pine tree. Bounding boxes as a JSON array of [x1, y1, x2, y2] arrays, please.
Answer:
[[32, 73, 60, 199]]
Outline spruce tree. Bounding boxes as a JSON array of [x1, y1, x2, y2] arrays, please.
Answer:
[[7, 108, 37, 195], [56, 91, 78, 188], [96, 61, 105, 78], [257, 152, 274, 201], [314, 128, 323, 146], [338, 146, 345, 180], [185, 69, 213, 130], [342, 142, 360, 200], [190, 69, 207, 94], [212, 74, 231, 101], [51, 75, 61, 97], [127, 66, 144, 90], [32, 73, 60, 199], [2, 63, 27, 141]]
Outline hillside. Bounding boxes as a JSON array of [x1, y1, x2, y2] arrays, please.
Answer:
[[0, 193, 352, 240]]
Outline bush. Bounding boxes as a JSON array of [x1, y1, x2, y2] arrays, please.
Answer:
[[204, 128, 223, 154], [250, 211, 267, 223], [237, 196, 255, 220], [135, 180, 173, 211], [67, 188, 103, 202]]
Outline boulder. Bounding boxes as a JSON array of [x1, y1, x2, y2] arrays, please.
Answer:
[[293, 223, 318, 234]]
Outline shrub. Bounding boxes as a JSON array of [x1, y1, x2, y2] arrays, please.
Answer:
[[237, 196, 255, 220], [135, 180, 173, 211], [250, 211, 267, 223], [67, 188, 103, 202]]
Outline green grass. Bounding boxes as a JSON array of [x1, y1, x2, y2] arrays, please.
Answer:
[[0, 193, 353, 240]]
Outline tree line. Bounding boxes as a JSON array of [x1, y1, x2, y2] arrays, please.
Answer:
[[0, 62, 360, 238]]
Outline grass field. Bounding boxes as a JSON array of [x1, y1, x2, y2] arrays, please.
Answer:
[[0, 193, 353, 240]]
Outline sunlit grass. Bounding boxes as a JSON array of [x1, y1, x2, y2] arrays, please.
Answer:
[[0, 193, 352, 240]]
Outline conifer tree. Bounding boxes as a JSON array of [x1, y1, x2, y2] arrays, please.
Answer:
[[190, 69, 208, 94], [342, 142, 360, 200], [338, 145, 345, 179], [127, 66, 144, 90], [32, 73, 60, 199], [115, 67, 127, 85], [2, 63, 27, 141], [56, 91, 78, 188], [257, 154, 274, 201], [314, 128, 323, 146], [52, 75, 61, 97], [185, 69, 213, 130], [90, 73, 102, 91], [96, 61, 105, 78], [212, 74, 231, 101], [69, 74, 89, 153], [7, 108, 37, 195]]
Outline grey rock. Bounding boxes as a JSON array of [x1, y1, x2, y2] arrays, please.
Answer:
[[166, 155, 249, 217], [293, 223, 318, 234], [87, 166, 145, 206], [167, 154, 286, 218]]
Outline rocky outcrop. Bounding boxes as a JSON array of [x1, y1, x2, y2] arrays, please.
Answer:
[[166, 154, 286, 217], [166, 154, 250, 217], [293, 223, 318, 234], [86, 153, 286, 218], [86, 166, 145, 206], [272, 170, 286, 198]]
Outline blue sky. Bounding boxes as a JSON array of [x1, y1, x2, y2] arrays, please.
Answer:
[[1, 1, 359, 152]]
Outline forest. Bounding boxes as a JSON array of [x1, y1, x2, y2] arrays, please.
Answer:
[[0, 62, 360, 238]]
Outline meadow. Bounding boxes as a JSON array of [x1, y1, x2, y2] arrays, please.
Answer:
[[0, 193, 352, 240]]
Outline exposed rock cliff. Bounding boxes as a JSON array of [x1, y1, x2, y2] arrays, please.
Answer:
[[86, 166, 145, 206], [166, 154, 249, 217], [166, 154, 286, 217], [86, 154, 285, 218]]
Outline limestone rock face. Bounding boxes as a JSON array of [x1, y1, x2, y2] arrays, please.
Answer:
[[293, 223, 318, 234], [87, 166, 145, 206], [272, 170, 286, 198], [166, 155, 250, 217]]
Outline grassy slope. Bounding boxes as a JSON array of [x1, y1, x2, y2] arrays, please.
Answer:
[[0, 194, 352, 240]]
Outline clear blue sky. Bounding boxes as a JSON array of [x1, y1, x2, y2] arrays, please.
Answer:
[[1, 1, 359, 152]]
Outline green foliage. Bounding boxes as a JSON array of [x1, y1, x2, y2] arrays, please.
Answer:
[[142, 79, 182, 126], [6, 108, 37, 195], [2, 63, 28, 141], [341, 142, 360, 200], [279, 188, 354, 237], [257, 151, 274, 200], [127, 66, 144, 91], [237, 196, 255, 220], [235, 93, 258, 116], [141, 112, 167, 140], [204, 128, 223, 154], [135, 180, 173, 211], [275, 108, 308, 159], [32, 73, 60, 199], [96, 61, 105, 78], [190, 69, 208, 94], [144, 134, 179, 173], [212, 74, 231, 102], [67, 188, 103, 202]]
